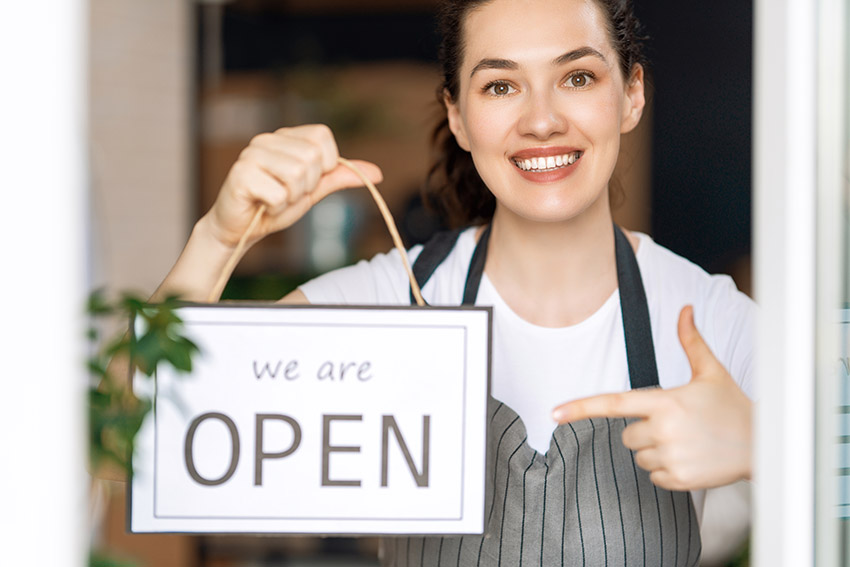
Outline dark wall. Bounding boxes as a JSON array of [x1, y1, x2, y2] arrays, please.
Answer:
[[639, 1, 753, 273], [219, 9, 439, 69]]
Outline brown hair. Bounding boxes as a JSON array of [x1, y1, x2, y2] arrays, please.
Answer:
[[425, 0, 648, 227]]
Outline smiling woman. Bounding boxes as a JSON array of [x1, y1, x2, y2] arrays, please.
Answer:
[[443, 0, 644, 229], [151, 0, 756, 565]]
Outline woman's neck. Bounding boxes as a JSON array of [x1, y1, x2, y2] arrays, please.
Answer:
[[484, 202, 634, 328]]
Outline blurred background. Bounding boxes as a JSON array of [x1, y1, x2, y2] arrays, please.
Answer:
[[88, 0, 753, 565]]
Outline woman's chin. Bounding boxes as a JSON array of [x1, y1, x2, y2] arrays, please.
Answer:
[[494, 193, 608, 226]]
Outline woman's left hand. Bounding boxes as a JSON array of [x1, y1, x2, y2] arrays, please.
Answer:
[[552, 305, 752, 491]]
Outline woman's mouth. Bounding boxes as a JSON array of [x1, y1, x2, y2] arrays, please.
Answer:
[[512, 151, 583, 172]]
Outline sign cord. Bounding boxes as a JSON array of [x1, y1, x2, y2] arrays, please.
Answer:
[[207, 157, 425, 306]]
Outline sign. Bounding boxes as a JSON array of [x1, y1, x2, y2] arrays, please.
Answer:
[[130, 304, 491, 535]]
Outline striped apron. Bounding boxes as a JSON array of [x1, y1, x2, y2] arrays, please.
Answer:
[[382, 224, 701, 566]]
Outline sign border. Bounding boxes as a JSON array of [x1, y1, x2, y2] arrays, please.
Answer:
[[128, 302, 493, 536]]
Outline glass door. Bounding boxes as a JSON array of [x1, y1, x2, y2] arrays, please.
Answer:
[[753, 0, 848, 565], [817, 0, 850, 564]]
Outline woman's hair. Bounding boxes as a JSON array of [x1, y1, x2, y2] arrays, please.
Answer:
[[425, 0, 648, 227]]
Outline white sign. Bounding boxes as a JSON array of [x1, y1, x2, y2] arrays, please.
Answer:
[[130, 304, 491, 535]]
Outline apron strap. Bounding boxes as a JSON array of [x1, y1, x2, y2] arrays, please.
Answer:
[[408, 225, 492, 306], [408, 228, 465, 305], [462, 224, 491, 305], [409, 223, 659, 390], [614, 224, 660, 389]]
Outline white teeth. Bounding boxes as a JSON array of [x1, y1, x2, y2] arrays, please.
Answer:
[[514, 152, 581, 171]]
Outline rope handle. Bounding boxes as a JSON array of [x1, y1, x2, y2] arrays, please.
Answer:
[[207, 157, 425, 306]]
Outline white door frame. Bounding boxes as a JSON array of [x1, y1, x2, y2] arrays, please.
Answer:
[[753, 0, 848, 565], [0, 2, 88, 566]]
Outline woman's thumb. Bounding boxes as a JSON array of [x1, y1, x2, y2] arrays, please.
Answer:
[[315, 159, 383, 200], [677, 305, 721, 378]]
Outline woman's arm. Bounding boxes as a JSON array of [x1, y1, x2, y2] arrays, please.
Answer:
[[151, 124, 383, 303], [149, 214, 242, 302]]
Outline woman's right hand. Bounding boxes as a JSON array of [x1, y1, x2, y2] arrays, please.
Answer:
[[204, 124, 383, 249]]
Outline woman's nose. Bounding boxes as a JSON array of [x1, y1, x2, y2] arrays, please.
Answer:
[[517, 90, 568, 139]]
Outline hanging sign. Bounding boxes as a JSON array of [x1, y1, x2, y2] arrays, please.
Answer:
[[130, 304, 491, 535]]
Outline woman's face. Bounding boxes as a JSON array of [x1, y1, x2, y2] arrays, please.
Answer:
[[446, 0, 645, 225]]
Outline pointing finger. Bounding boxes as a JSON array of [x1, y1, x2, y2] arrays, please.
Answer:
[[553, 388, 665, 424]]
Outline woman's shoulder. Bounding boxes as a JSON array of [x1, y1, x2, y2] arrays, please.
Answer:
[[633, 231, 750, 306], [633, 231, 757, 396], [633, 231, 756, 331], [298, 227, 478, 305]]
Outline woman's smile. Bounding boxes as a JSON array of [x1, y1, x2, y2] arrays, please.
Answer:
[[510, 147, 584, 183]]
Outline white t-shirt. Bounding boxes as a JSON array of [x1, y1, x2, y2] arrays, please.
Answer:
[[299, 227, 757, 518]]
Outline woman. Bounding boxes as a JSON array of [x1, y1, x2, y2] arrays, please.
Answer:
[[155, 0, 754, 564]]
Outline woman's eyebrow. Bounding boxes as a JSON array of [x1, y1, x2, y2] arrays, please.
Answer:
[[469, 47, 609, 79], [469, 58, 518, 78], [552, 46, 608, 66]]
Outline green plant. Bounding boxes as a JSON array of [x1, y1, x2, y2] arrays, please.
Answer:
[[88, 551, 141, 567], [87, 291, 201, 567], [726, 537, 750, 567], [87, 290, 199, 475]]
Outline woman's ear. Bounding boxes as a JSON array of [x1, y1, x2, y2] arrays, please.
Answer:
[[620, 64, 646, 134], [444, 89, 471, 151]]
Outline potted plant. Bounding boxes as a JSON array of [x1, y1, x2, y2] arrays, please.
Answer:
[[87, 291, 199, 566]]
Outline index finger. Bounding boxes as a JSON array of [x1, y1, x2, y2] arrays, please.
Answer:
[[552, 388, 665, 423]]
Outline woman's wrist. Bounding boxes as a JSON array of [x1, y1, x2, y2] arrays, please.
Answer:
[[194, 213, 239, 255], [150, 215, 241, 303]]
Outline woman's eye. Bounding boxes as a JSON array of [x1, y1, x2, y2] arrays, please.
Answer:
[[565, 72, 593, 88], [485, 82, 515, 96]]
